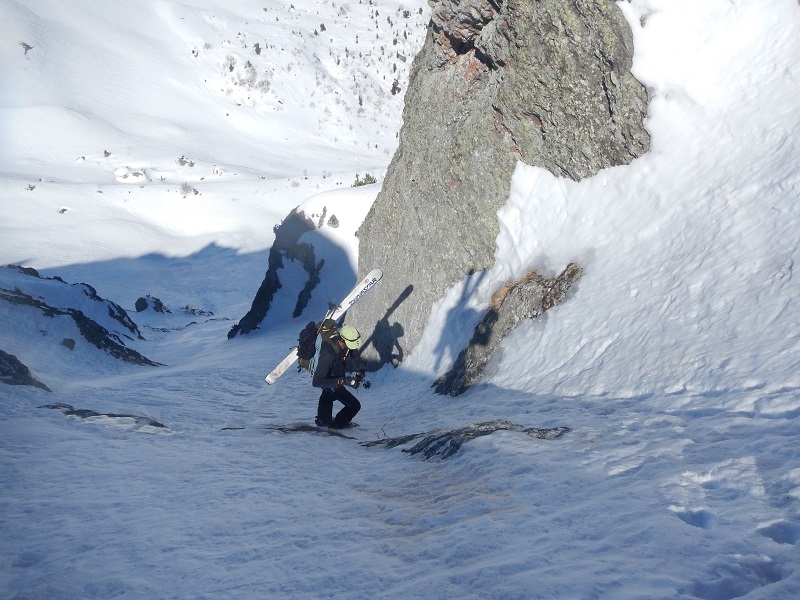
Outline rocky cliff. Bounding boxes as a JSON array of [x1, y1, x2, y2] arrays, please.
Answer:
[[352, 0, 649, 366]]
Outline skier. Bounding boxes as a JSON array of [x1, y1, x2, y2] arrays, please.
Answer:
[[312, 321, 366, 428]]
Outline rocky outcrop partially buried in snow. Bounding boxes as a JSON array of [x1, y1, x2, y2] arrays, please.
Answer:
[[0, 265, 161, 369], [242, 419, 571, 460], [435, 263, 583, 396], [352, 0, 648, 367], [0, 349, 51, 391], [363, 419, 571, 460], [41, 403, 167, 432]]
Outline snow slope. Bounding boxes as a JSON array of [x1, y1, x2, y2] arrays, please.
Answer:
[[2, 1, 800, 599]]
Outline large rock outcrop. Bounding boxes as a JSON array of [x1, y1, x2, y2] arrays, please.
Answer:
[[352, 0, 649, 366]]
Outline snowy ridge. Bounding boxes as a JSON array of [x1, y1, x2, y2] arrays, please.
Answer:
[[2, 0, 800, 598]]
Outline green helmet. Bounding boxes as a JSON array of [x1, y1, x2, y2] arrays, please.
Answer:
[[339, 324, 361, 349]]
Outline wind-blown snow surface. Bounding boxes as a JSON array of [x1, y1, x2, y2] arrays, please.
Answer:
[[2, 0, 800, 598]]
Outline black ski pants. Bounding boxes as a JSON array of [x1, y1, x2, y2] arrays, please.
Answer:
[[317, 386, 361, 428]]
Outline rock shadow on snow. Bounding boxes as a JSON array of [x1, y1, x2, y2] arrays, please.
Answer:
[[228, 208, 356, 338], [434, 263, 582, 396], [44, 243, 262, 337], [432, 271, 489, 373]]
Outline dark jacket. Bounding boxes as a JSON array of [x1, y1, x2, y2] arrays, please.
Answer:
[[312, 339, 363, 389]]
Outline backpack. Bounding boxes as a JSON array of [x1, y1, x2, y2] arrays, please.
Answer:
[[297, 318, 339, 375], [297, 321, 318, 363]]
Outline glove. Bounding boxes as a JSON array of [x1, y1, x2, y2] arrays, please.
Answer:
[[355, 370, 366, 382], [340, 377, 359, 389]]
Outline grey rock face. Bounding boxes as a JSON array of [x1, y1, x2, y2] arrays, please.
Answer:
[[353, 0, 648, 366]]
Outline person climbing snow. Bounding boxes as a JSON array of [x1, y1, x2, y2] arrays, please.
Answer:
[[312, 320, 366, 428]]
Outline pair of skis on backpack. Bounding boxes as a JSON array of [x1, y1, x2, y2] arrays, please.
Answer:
[[264, 268, 383, 384]]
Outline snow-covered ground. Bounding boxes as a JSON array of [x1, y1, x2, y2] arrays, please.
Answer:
[[2, 0, 800, 598]]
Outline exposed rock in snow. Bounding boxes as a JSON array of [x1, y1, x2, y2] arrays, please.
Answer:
[[0, 265, 160, 367], [40, 403, 167, 430], [434, 263, 583, 395], [364, 419, 571, 460], [0, 349, 50, 391], [135, 295, 171, 314]]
